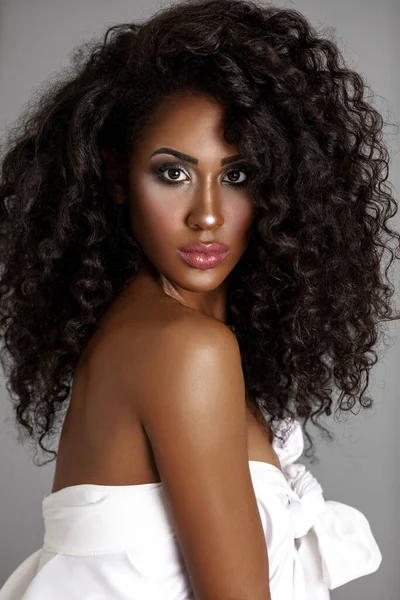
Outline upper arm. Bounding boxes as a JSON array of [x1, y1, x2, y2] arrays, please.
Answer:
[[135, 317, 271, 600]]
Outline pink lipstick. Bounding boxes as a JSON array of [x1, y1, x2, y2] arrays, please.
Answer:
[[177, 242, 229, 270]]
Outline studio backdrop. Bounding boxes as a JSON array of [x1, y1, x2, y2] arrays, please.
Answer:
[[0, 1, 399, 599]]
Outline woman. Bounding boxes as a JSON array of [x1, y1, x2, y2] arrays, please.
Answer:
[[0, 0, 395, 598]]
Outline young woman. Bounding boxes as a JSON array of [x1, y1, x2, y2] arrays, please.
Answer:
[[0, 0, 396, 598]]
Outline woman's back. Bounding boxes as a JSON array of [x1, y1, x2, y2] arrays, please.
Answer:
[[52, 269, 281, 495]]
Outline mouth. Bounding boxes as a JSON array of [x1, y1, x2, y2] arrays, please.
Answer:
[[177, 248, 229, 270]]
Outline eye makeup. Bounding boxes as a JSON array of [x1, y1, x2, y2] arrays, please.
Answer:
[[150, 160, 251, 188]]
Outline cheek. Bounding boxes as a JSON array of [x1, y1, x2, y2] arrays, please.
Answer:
[[129, 185, 180, 251], [145, 201, 181, 243], [228, 200, 256, 238]]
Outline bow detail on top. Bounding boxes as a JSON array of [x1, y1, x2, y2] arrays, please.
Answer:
[[282, 461, 383, 590], [283, 463, 325, 538]]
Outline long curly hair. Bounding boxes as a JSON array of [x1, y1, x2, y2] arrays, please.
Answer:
[[1, 0, 399, 465]]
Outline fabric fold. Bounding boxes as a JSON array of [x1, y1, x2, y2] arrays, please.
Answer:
[[282, 460, 382, 590], [0, 550, 42, 600], [312, 500, 383, 589]]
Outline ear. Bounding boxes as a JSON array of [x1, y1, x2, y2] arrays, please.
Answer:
[[113, 182, 127, 205]]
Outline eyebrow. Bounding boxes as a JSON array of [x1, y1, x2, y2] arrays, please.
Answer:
[[149, 147, 243, 166]]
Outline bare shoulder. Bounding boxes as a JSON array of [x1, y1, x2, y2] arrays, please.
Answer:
[[155, 311, 240, 362], [126, 312, 271, 600], [134, 312, 243, 428], [108, 307, 240, 407]]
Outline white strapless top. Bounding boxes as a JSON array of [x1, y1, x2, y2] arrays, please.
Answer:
[[0, 415, 382, 600]]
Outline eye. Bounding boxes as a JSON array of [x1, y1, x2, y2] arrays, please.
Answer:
[[154, 162, 189, 186], [222, 167, 249, 187]]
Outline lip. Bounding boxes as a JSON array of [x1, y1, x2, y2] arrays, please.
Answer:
[[178, 242, 229, 254], [177, 248, 229, 270]]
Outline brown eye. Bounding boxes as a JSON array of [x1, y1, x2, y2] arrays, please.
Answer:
[[153, 162, 189, 186], [162, 167, 185, 181], [223, 168, 249, 187]]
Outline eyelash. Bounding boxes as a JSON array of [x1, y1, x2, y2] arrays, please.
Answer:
[[153, 161, 250, 188]]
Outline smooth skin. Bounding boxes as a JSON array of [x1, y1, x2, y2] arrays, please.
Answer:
[[52, 93, 281, 599]]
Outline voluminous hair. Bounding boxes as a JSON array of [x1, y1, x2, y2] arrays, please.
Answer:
[[1, 0, 399, 464]]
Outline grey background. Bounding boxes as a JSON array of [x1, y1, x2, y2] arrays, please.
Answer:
[[0, 0, 399, 598]]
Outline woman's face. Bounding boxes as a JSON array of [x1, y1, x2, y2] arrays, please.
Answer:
[[119, 92, 256, 316]]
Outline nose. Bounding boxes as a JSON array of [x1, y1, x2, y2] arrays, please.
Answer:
[[186, 184, 224, 231]]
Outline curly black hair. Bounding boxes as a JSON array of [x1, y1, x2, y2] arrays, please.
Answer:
[[1, 0, 399, 465]]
